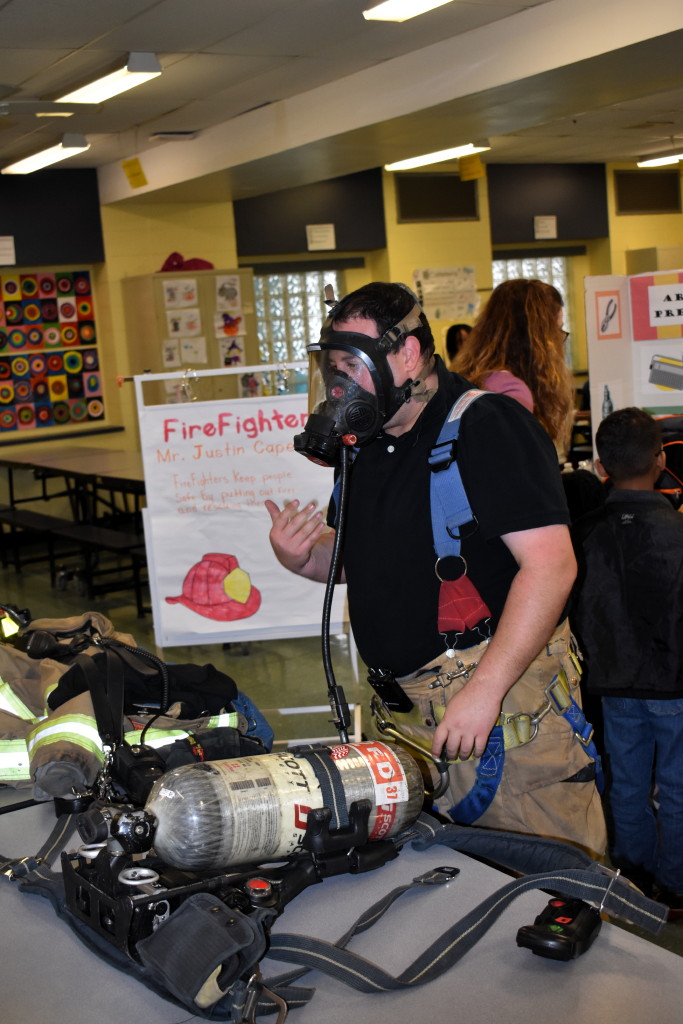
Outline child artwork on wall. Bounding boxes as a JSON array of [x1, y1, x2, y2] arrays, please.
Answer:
[[180, 337, 208, 364], [219, 336, 244, 367], [162, 278, 198, 308], [166, 308, 202, 337], [162, 339, 182, 368], [0, 269, 104, 432], [215, 274, 241, 311]]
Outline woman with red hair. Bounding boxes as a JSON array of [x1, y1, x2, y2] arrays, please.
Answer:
[[454, 278, 574, 450]]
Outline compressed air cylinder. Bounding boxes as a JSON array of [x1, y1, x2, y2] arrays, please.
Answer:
[[146, 741, 423, 870]]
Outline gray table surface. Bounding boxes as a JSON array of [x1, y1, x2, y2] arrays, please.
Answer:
[[1, 801, 681, 1024]]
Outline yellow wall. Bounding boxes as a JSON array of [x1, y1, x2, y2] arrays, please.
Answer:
[[606, 163, 683, 276], [382, 170, 493, 362], [99, 198, 238, 447]]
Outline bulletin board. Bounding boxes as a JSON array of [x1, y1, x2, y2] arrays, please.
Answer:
[[122, 268, 258, 406], [0, 269, 103, 432], [135, 364, 347, 649]]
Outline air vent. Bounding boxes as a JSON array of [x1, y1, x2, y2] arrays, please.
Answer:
[[148, 131, 198, 141]]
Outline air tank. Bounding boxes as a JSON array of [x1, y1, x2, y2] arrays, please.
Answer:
[[145, 741, 424, 870]]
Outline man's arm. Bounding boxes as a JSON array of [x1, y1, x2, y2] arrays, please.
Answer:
[[265, 498, 339, 582], [431, 523, 577, 761]]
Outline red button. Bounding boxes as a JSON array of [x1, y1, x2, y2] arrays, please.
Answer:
[[247, 877, 271, 893]]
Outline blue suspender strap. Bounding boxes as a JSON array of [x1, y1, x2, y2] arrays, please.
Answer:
[[546, 675, 604, 793], [428, 389, 487, 560]]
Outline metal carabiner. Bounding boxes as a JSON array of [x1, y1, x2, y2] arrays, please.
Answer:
[[370, 696, 451, 799]]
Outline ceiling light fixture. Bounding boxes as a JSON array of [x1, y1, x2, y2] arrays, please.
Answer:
[[0, 99, 98, 118], [56, 52, 162, 105], [636, 152, 683, 167], [385, 141, 490, 171], [637, 136, 683, 168], [1, 133, 90, 174], [363, 0, 453, 21]]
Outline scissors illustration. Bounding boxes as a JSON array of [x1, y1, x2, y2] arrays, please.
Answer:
[[600, 298, 617, 333]]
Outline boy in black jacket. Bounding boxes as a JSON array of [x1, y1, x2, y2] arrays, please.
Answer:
[[572, 407, 683, 919]]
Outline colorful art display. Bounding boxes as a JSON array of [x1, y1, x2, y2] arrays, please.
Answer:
[[0, 270, 103, 432]]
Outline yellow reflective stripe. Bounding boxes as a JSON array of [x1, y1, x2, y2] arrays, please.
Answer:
[[22, 712, 242, 767], [27, 715, 104, 763], [206, 713, 239, 729], [0, 679, 40, 723], [123, 715, 239, 748], [124, 728, 188, 749], [0, 739, 32, 781]]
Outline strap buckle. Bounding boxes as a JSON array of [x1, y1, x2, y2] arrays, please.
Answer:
[[1, 855, 42, 881], [413, 866, 460, 886], [241, 970, 288, 1024], [428, 438, 458, 472], [545, 671, 572, 714]]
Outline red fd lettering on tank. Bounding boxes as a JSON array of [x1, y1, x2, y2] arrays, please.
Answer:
[[331, 742, 409, 841]]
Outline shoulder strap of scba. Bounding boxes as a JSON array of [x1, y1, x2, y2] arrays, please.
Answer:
[[428, 388, 488, 560]]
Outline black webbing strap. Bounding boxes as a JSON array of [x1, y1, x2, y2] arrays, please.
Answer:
[[294, 747, 349, 830], [72, 650, 125, 748], [265, 866, 666, 998], [1, 811, 77, 883], [260, 813, 668, 1007]]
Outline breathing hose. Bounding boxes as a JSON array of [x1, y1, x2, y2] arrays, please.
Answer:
[[321, 443, 352, 742]]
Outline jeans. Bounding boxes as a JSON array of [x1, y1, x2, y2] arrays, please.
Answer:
[[602, 696, 683, 892], [232, 690, 275, 751]]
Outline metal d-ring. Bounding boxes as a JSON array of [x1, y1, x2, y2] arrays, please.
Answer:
[[434, 554, 467, 583]]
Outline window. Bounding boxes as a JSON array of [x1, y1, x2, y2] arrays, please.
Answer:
[[491, 255, 571, 337], [254, 270, 342, 364], [395, 172, 478, 222], [614, 170, 681, 215]]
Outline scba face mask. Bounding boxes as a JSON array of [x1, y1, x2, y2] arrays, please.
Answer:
[[293, 304, 429, 466]]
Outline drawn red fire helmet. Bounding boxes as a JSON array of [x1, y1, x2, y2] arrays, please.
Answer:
[[166, 552, 261, 621]]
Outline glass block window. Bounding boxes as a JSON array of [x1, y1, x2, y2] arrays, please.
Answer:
[[491, 255, 571, 336], [254, 270, 343, 365]]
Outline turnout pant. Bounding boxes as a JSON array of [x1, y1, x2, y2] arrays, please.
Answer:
[[394, 619, 607, 859]]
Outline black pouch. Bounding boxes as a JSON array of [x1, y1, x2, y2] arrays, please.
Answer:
[[136, 892, 270, 1014], [367, 667, 414, 712]]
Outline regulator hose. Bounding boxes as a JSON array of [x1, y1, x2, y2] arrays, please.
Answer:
[[321, 444, 352, 742]]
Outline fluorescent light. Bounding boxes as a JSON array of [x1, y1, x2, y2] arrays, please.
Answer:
[[363, 0, 453, 21], [56, 52, 161, 105], [1, 133, 90, 174], [385, 142, 490, 171], [636, 153, 683, 167]]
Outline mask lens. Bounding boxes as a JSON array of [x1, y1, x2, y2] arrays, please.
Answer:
[[294, 346, 383, 464]]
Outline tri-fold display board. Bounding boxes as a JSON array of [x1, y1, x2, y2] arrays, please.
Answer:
[[584, 268, 683, 427]]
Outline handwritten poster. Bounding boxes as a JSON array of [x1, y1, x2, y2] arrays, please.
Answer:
[[412, 266, 479, 321], [135, 371, 346, 648]]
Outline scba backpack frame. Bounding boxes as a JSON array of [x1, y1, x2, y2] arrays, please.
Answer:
[[2, 748, 669, 1023]]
